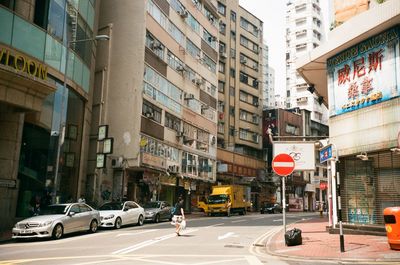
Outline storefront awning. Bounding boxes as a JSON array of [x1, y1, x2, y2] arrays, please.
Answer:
[[296, 0, 400, 108]]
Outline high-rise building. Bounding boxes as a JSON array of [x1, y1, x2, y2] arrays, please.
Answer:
[[261, 44, 275, 109], [285, 0, 328, 125], [215, 0, 265, 207], [0, 0, 100, 232], [264, 66, 275, 109], [93, 0, 220, 207]]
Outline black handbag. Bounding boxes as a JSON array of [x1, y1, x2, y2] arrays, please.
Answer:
[[285, 228, 302, 246]]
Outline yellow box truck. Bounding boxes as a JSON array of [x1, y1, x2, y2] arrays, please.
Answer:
[[206, 185, 249, 216]]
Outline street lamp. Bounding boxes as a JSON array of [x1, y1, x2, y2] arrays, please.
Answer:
[[52, 34, 110, 203]]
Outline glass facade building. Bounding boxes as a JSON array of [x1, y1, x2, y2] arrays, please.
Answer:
[[0, 0, 98, 231]]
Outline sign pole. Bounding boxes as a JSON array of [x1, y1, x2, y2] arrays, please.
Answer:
[[272, 153, 295, 240], [282, 175, 286, 233], [337, 172, 345, 252]]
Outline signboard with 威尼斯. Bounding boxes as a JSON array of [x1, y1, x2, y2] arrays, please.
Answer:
[[273, 142, 315, 171], [327, 26, 400, 117], [319, 144, 333, 163]]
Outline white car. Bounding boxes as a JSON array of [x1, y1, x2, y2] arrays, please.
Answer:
[[12, 203, 100, 240], [99, 201, 144, 229]]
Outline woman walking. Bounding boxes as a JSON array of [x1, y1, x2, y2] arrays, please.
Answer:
[[172, 198, 185, 236]]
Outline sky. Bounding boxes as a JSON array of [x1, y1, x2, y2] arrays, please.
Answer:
[[239, 0, 330, 96]]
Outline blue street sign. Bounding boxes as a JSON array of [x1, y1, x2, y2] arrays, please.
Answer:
[[320, 144, 333, 163]]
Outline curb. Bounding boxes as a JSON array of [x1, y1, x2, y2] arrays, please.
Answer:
[[264, 218, 400, 263]]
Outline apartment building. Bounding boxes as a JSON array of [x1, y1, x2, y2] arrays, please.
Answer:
[[93, 0, 220, 208], [285, 0, 328, 125], [215, 0, 265, 209], [0, 0, 99, 232]]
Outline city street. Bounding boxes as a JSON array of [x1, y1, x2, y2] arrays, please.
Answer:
[[0, 213, 319, 265]]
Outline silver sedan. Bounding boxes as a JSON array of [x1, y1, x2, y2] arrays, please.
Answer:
[[12, 203, 100, 240]]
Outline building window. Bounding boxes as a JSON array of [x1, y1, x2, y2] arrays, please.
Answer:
[[239, 91, 247, 102], [239, 129, 248, 140], [142, 100, 162, 123], [285, 123, 300, 135], [218, 122, 224, 133], [239, 72, 248, 84], [186, 39, 201, 59], [218, 81, 225, 93], [217, 2, 226, 16], [231, 10, 236, 22], [165, 112, 181, 132], [229, 106, 235, 116], [230, 68, 235, 77], [219, 21, 226, 35], [146, 31, 165, 59], [219, 61, 225, 73], [239, 110, 247, 120]]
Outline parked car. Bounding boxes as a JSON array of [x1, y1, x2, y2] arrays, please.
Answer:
[[99, 201, 144, 229], [143, 201, 173, 223], [12, 203, 100, 240], [260, 202, 283, 214]]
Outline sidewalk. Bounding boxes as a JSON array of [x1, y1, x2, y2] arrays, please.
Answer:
[[267, 216, 400, 262]]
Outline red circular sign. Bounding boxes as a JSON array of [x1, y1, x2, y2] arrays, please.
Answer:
[[272, 153, 295, 176]]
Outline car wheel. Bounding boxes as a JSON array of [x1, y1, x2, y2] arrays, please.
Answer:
[[114, 217, 122, 229], [89, 219, 98, 233], [154, 214, 160, 223], [137, 215, 144, 226], [52, 224, 63, 240]]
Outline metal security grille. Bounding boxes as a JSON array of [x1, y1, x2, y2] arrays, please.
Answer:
[[340, 151, 400, 225]]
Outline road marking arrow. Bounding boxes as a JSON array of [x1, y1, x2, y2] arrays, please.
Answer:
[[218, 232, 236, 240]]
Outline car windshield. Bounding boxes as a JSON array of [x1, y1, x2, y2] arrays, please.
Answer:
[[264, 203, 275, 207], [143, 202, 161, 208], [207, 195, 227, 204], [99, 202, 124, 210], [40, 205, 68, 215]]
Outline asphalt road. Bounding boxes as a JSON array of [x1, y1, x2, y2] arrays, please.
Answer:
[[0, 212, 321, 265]]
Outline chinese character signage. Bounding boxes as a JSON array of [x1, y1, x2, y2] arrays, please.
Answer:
[[327, 26, 400, 116]]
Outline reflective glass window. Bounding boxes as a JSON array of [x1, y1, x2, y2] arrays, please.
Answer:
[[45, 34, 63, 71], [73, 55, 83, 86], [0, 7, 12, 45], [12, 15, 46, 60], [48, 0, 66, 41]]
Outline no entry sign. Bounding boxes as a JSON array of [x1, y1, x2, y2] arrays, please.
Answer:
[[272, 153, 295, 176]]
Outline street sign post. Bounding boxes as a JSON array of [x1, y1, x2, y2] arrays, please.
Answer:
[[272, 153, 295, 236]]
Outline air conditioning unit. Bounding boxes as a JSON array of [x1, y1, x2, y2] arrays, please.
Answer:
[[208, 36, 217, 42], [145, 111, 154, 119], [112, 157, 123, 168], [210, 135, 216, 145], [176, 65, 185, 72], [193, 78, 203, 86], [150, 41, 162, 50], [208, 14, 215, 23], [176, 131, 184, 138], [177, 9, 188, 18], [240, 57, 247, 64], [185, 93, 195, 100], [220, 52, 227, 58]]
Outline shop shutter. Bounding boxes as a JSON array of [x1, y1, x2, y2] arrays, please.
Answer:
[[340, 152, 400, 225]]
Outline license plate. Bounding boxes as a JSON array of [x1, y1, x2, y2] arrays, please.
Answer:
[[21, 230, 32, 234]]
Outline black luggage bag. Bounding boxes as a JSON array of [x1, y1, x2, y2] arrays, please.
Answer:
[[285, 228, 302, 246]]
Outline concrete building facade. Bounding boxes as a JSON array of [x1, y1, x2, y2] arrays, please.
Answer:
[[92, 0, 220, 209], [215, 0, 265, 210], [0, 0, 100, 233], [285, 0, 328, 125]]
